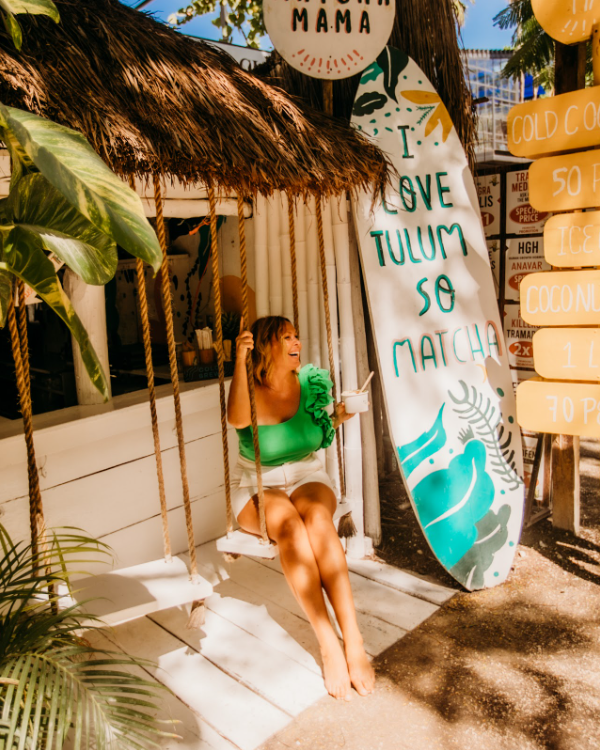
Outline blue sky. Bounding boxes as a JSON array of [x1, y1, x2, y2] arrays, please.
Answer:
[[121, 0, 514, 51], [460, 0, 513, 51]]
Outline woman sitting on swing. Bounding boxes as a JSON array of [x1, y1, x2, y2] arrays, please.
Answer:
[[228, 315, 375, 700]]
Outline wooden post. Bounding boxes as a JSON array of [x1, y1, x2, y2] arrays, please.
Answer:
[[549, 40, 586, 534], [63, 269, 112, 405], [554, 41, 587, 95], [551, 434, 580, 532]]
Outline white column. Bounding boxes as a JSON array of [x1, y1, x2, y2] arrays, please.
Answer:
[[279, 192, 294, 323], [63, 269, 112, 406], [305, 196, 321, 368], [322, 197, 342, 491], [331, 194, 365, 558], [266, 194, 282, 316], [294, 198, 309, 357], [254, 193, 269, 319]]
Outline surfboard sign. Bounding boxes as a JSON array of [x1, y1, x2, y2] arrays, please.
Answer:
[[351, 47, 525, 590]]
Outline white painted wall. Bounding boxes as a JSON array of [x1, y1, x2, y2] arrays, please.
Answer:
[[0, 381, 236, 574]]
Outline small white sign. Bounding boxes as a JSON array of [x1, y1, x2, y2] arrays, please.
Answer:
[[476, 174, 501, 237], [507, 169, 551, 235], [263, 0, 395, 79], [504, 237, 550, 303], [504, 306, 537, 371]]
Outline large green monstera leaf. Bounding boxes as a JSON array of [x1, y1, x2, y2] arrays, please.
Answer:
[[8, 173, 118, 286], [0, 104, 161, 272], [0, 103, 163, 400]]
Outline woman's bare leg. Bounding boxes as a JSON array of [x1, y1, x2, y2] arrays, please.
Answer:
[[291, 483, 375, 696], [237, 490, 352, 699]]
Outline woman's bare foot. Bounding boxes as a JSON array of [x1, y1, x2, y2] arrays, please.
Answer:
[[345, 641, 375, 696], [321, 636, 352, 700]]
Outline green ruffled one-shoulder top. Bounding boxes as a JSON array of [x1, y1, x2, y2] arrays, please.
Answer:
[[236, 364, 335, 467]]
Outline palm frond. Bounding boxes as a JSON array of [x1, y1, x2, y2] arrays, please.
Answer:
[[494, 0, 533, 31], [1, 649, 174, 750], [0, 525, 178, 750]]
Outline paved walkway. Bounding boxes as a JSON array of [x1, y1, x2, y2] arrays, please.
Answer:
[[90, 540, 454, 750], [258, 529, 600, 750]]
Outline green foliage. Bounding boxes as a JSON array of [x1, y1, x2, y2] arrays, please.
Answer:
[[7, 174, 118, 286], [169, 0, 265, 48], [0, 105, 162, 272], [0, 103, 162, 400], [0, 525, 177, 750], [0, 0, 60, 50], [494, 0, 594, 90], [494, 0, 556, 90], [0, 269, 10, 327], [452, 0, 473, 27]]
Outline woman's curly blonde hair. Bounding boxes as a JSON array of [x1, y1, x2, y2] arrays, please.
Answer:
[[250, 316, 295, 385]]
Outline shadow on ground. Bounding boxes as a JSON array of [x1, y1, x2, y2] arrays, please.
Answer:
[[259, 441, 600, 750]]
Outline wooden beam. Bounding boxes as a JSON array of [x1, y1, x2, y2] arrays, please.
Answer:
[[554, 41, 586, 95]]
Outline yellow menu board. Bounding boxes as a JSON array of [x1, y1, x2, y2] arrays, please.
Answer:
[[508, 88, 600, 159], [533, 328, 600, 381], [532, 0, 599, 44], [544, 211, 600, 267], [530, 150, 600, 212]]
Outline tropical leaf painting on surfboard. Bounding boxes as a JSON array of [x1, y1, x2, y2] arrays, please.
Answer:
[[351, 47, 525, 590]]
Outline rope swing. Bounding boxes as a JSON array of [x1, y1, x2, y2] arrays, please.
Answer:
[[287, 194, 299, 335], [8, 279, 45, 560], [208, 186, 233, 538], [216, 191, 356, 558], [237, 194, 269, 544], [153, 174, 201, 580], [315, 198, 346, 500], [129, 175, 172, 563]]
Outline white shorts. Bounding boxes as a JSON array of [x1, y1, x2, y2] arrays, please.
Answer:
[[230, 452, 335, 520]]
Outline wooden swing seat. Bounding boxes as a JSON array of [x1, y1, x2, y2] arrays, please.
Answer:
[[71, 556, 213, 628], [215, 499, 351, 559], [216, 530, 279, 559]]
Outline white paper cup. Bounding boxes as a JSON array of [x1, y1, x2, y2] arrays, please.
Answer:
[[341, 390, 369, 414]]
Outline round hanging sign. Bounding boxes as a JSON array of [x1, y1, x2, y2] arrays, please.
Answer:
[[263, 0, 395, 79]]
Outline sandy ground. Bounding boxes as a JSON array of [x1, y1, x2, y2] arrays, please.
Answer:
[[259, 440, 600, 750]]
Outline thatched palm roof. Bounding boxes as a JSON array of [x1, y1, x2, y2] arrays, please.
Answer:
[[0, 0, 389, 197]]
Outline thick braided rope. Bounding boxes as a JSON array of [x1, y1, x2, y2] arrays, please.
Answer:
[[315, 198, 346, 498], [16, 280, 31, 400], [153, 174, 199, 578], [287, 194, 299, 335], [8, 282, 45, 558], [237, 194, 268, 543], [129, 176, 171, 562], [208, 187, 233, 535]]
